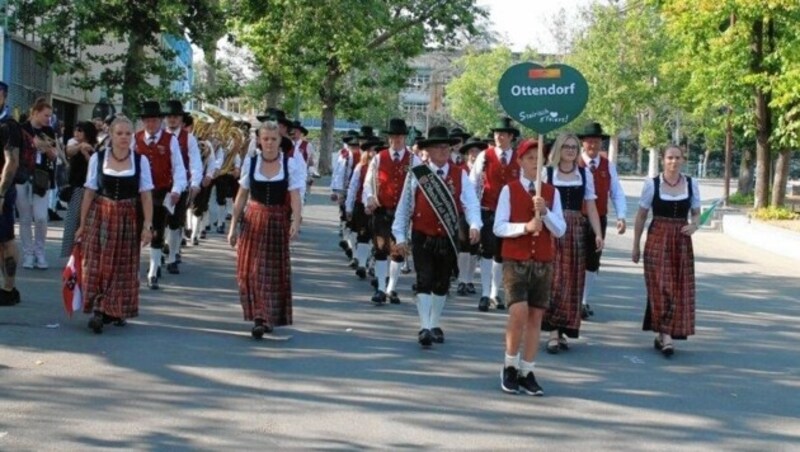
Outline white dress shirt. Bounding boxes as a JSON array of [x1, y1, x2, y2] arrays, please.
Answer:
[[84, 151, 154, 192], [362, 147, 409, 205], [639, 174, 701, 210], [469, 147, 513, 198], [581, 153, 627, 219], [168, 127, 203, 188], [493, 175, 566, 239], [345, 163, 365, 214], [331, 147, 355, 192], [238, 152, 306, 192], [132, 129, 187, 194], [392, 161, 482, 245]]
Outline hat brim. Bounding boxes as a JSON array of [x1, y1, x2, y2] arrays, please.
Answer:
[[419, 137, 460, 148], [458, 141, 489, 154], [343, 136, 358, 144], [578, 133, 610, 140], [165, 110, 186, 117], [385, 129, 408, 136], [360, 140, 386, 150], [450, 133, 471, 141], [491, 127, 520, 137]]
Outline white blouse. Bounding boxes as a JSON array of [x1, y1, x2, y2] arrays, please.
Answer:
[[238, 152, 306, 191], [84, 151, 154, 192], [639, 174, 701, 210], [543, 166, 597, 200]]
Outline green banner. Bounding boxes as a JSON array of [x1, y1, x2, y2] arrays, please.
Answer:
[[498, 62, 589, 134]]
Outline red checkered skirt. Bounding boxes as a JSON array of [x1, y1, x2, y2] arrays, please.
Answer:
[[236, 200, 293, 326], [81, 197, 141, 319], [643, 217, 695, 339], [543, 210, 586, 338]]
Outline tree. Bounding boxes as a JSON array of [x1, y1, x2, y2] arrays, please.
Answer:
[[227, 0, 487, 173], [8, 0, 224, 114]]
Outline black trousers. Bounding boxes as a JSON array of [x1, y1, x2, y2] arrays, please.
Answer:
[[479, 209, 502, 262], [151, 189, 169, 249], [371, 208, 404, 262], [413, 231, 457, 296], [191, 184, 213, 217], [585, 215, 608, 272], [459, 216, 479, 255], [215, 175, 237, 205], [167, 191, 188, 230]]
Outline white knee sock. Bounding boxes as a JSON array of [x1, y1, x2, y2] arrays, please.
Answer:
[[490, 261, 502, 299], [416, 294, 432, 330], [457, 253, 470, 284], [355, 243, 370, 268], [504, 353, 520, 369], [149, 249, 161, 278], [430, 294, 446, 328], [166, 229, 180, 264], [582, 271, 597, 305], [468, 255, 478, 284], [386, 261, 401, 293], [480, 258, 493, 297], [375, 260, 388, 292], [191, 216, 201, 240]]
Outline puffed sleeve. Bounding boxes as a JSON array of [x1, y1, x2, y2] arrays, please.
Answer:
[[84, 153, 100, 190], [238, 155, 252, 190], [691, 177, 701, 209], [287, 154, 306, 191], [139, 156, 154, 192], [638, 177, 655, 210]]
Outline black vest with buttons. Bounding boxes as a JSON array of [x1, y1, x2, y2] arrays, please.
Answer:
[[546, 166, 586, 211], [95, 151, 142, 200], [651, 175, 692, 219], [249, 153, 290, 206]]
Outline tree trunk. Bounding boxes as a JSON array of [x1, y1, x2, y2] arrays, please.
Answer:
[[648, 147, 659, 178], [265, 74, 283, 109], [702, 148, 711, 178], [318, 59, 341, 175], [752, 18, 772, 209], [121, 33, 146, 116], [770, 148, 790, 206], [608, 134, 619, 164], [737, 147, 754, 195], [204, 48, 217, 101]]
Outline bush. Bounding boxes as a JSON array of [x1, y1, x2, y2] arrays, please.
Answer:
[[728, 192, 754, 206], [752, 206, 799, 221]]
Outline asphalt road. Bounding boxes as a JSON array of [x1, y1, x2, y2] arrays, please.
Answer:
[[1, 177, 798, 451]]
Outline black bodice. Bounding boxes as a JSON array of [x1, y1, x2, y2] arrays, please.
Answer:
[[248, 153, 290, 206], [96, 151, 141, 200], [546, 166, 586, 211], [651, 175, 692, 219]]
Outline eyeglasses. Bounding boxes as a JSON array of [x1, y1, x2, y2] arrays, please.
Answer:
[[561, 144, 579, 151]]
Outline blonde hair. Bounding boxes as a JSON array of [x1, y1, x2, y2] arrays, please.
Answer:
[[257, 121, 280, 138], [109, 116, 133, 134], [548, 133, 581, 167]]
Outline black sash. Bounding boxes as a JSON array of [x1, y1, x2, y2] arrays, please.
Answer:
[[410, 164, 460, 256]]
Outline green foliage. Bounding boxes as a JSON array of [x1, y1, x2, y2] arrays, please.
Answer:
[[728, 191, 754, 206], [752, 206, 799, 221]]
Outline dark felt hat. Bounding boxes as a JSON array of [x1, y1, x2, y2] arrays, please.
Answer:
[[360, 139, 386, 151], [139, 101, 164, 118], [385, 118, 409, 135], [449, 127, 471, 141], [289, 120, 308, 135], [164, 100, 185, 116], [418, 126, 459, 148], [577, 122, 610, 139], [257, 107, 291, 127], [358, 125, 376, 140], [343, 129, 360, 144], [490, 116, 520, 138], [458, 136, 489, 155]]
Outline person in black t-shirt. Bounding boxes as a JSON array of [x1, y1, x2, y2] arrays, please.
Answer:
[[61, 121, 97, 257], [17, 98, 58, 270], [0, 81, 22, 306]]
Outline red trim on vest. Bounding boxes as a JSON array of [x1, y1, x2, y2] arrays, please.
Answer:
[[481, 147, 520, 210], [501, 180, 556, 262], [376, 149, 411, 209], [135, 130, 174, 191], [579, 156, 610, 216], [175, 129, 192, 182], [412, 165, 464, 237]]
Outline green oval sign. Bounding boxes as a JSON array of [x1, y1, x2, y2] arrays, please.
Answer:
[[498, 62, 589, 134]]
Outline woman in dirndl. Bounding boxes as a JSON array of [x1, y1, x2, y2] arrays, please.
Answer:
[[542, 133, 604, 353], [75, 117, 154, 334], [228, 121, 303, 339], [632, 145, 700, 356], [345, 142, 380, 280], [60, 121, 98, 258]]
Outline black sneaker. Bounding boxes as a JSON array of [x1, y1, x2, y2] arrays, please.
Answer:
[[0, 289, 15, 306], [465, 283, 476, 294], [371, 290, 387, 304], [456, 282, 468, 296], [355, 267, 367, 279], [431, 327, 444, 343], [501, 366, 519, 394], [478, 296, 490, 312], [418, 329, 433, 347], [148, 276, 159, 290], [582, 304, 594, 319], [388, 291, 400, 304], [166, 262, 180, 274], [518, 371, 544, 396], [493, 297, 505, 310]]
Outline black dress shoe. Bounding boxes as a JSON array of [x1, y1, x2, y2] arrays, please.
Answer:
[[48, 209, 63, 221], [478, 296, 490, 312], [345, 248, 353, 259], [225, 213, 232, 221], [175, 253, 182, 264], [582, 304, 594, 319], [493, 297, 505, 310], [465, 283, 476, 294], [388, 291, 400, 304], [192, 237, 199, 246], [184, 229, 192, 239], [338, 240, 349, 251], [418, 329, 433, 347], [456, 282, 468, 296], [88, 315, 104, 334], [431, 327, 444, 343], [200, 230, 207, 239], [371, 290, 387, 304], [348, 258, 358, 269], [148, 276, 159, 290], [355, 267, 367, 279], [166, 262, 180, 274]]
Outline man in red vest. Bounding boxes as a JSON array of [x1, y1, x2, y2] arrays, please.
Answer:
[[392, 126, 481, 347], [331, 130, 361, 263], [469, 117, 522, 312], [362, 118, 412, 305], [133, 101, 187, 289], [577, 123, 627, 319], [493, 139, 566, 396], [164, 100, 203, 274]]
